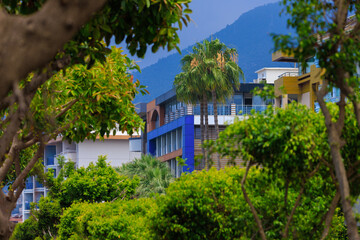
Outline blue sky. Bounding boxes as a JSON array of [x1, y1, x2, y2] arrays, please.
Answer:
[[118, 0, 279, 69]]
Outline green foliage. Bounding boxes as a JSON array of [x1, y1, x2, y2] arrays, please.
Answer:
[[58, 198, 156, 240], [174, 39, 243, 104], [209, 103, 329, 180], [11, 197, 62, 240], [251, 84, 275, 101], [10, 217, 38, 240], [12, 156, 139, 239], [116, 154, 173, 198], [0, 0, 192, 61], [150, 167, 344, 239], [30, 47, 145, 143], [58, 156, 138, 208]]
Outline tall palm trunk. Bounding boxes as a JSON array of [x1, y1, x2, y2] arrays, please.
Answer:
[[212, 89, 221, 170], [200, 100, 206, 170], [203, 93, 210, 170]]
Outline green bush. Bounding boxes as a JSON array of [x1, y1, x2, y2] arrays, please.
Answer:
[[10, 218, 38, 240], [150, 167, 345, 240], [58, 198, 156, 240], [59, 156, 139, 207]]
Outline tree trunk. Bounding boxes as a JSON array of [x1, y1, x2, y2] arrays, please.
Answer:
[[212, 89, 221, 170], [0, 0, 107, 102], [316, 82, 360, 240], [203, 93, 209, 169], [0, 192, 17, 240], [200, 100, 206, 170], [241, 161, 267, 240]]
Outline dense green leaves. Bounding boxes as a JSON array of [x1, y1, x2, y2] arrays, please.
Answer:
[[57, 156, 138, 208], [209, 103, 330, 181], [11, 156, 139, 239], [116, 155, 173, 198], [151, 167, 344, 239], [30, 46, 145, 143], [58, 198, 156, 240]]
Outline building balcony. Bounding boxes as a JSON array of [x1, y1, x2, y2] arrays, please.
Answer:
[[235, 105, 267, 115], [272, 50, 296, 62]]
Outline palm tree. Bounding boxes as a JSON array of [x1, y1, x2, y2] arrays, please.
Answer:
[[175, 39, 243, 170], [174, 57, 209, 169], [115, 155, 173, 197]]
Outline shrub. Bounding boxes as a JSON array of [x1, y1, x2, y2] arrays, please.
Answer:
[[150, 167, 345, 239], [58, 198, 156, 240]]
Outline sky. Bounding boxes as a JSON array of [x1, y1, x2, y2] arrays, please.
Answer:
[[118, 0, 279, 69]]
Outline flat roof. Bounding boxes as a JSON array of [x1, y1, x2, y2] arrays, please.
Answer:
[[155, 88, 176, 105]]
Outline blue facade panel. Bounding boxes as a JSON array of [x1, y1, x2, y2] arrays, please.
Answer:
[[147, 115, 195, 173]]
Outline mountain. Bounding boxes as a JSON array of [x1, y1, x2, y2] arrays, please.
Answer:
[[134, 2, 293, 103]]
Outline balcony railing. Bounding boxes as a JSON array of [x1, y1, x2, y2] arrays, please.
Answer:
[[236, 105, 267, 115], [278, 72, 298, 78], [193, 104, 231, 115], [194, 104, 268, 116], [164, 107, 186, 124]]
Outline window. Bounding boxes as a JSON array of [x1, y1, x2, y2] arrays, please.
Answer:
[[172, 130, 176, 151], [167, 133, 171, 153], [177, 128, 182, 149], [195, 126, 201, 139], [244, 97, 252, 106], [162, 135, 166, 155]]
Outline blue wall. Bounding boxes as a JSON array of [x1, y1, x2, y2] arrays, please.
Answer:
[[147, 115, 195, 172]]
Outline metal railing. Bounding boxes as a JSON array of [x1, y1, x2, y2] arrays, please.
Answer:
[[164, 107, 186, 124], [236, 105, 267, 115], [278, 72, 298, 78], [193, 104, 231, 115], [193, 104, 268, 116]]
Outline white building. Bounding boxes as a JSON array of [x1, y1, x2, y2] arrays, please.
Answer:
[[20, 132, 141, 221], [254, 67, 298, 84]]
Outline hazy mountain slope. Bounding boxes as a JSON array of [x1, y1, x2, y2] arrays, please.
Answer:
[[134, 2, 293, 103]]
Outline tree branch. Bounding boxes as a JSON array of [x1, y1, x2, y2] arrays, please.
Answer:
[[282, 184, 304, 239], [12, 142, 45, 191], [55, 98, 79, 118], [0, 134, 20, 184], [336, 92, 346, 136], [0, 0, 107, 101], [320, 191, 341, 240], [241, 161, 267, 240]]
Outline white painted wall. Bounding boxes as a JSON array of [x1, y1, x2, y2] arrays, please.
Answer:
[[77, 139, 135, 168], [254, 68, 298, 84]]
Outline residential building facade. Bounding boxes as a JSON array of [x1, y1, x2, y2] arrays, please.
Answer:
[[142, 83, 272, 175], [18, 132, 140, 221]]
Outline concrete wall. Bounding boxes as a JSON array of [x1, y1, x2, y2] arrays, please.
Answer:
[[77, 139, 133, 167]]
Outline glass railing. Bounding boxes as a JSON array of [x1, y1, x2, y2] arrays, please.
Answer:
[[193, 104, 231, 115], [236, 105, 267, 115], [193, 104, 268, 116]]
